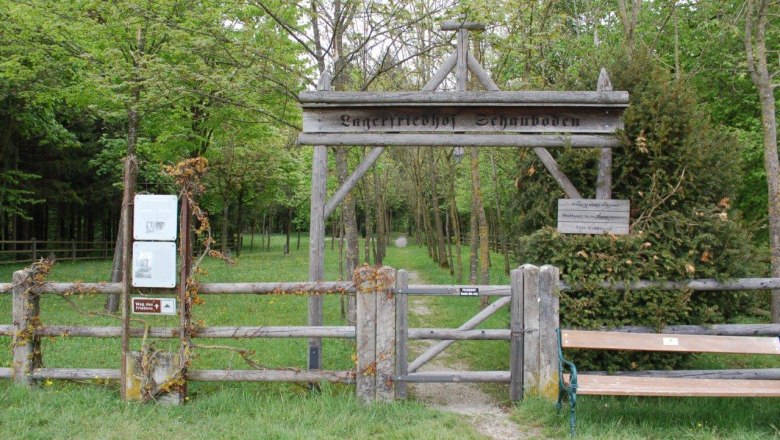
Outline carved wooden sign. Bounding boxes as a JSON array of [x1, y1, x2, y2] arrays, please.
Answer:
[[557, 199, 630, 235], [298, 91, 628, 147]]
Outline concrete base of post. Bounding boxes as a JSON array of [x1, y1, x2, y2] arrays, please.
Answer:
[[125, 351, 183, 405]]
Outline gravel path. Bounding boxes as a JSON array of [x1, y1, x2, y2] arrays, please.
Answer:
[[406, 272, 542, 440]]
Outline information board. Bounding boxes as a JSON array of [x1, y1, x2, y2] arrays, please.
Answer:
[[557, 199, 630, 235], [132, 241, 176, 288], [133, 195, 178, 241]]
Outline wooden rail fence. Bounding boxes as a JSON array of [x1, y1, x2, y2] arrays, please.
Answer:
[[0, 239, 115, 264], [2, 265, 779, 402]]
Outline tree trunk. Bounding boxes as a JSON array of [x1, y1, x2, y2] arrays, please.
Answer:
[[284, 209, 291, 255], [221, 200, 229, 255], [429, 148, 449, 268], [372, 165, 386, 265], [445, 210, 453, 275], [469, 203, 478, 285], [235, 190, 245, 257], [250, 217, 256, 252], [362, 182, 373, 266], [617, 0, 642, 55], [745, 0, 780, 322], [106, 24, 148, 312], [449, 176, 463, 284], [490, 152, 511, 275], [106, 93, 141, 312], [336, 147, 359, 324], [339, 216, 346, 321], [421, 195, 436, 261], [470, 149, 490, 306]]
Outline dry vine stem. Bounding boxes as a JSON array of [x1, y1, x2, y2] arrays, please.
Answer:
[[126, 157, 242, 403]]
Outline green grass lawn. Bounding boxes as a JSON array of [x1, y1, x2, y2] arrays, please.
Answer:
[[1, 234, 780, 439]]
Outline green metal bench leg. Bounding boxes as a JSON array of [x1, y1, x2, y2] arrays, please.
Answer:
[[556, 387, 565, 413], [556, 328, 579, 436], [568, 393, 577, 436]]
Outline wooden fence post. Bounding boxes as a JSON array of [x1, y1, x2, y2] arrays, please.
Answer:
[[522, 264, 541, 396], [31, 238, 37, 262], [538, 265, 560, 399], [354, 265, 396, 403], [72, 240, 77, 262], [355, 265, 377, 403], [12, 270, 41, 385], [375, 266, 396, 402], [509, 267, 524, 400], [395, 269, 409, 399]]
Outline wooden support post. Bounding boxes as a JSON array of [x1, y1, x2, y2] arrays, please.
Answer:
[[538, 265, 560, 399], [355, 265, 377, 403], [509, 267, 524, 401], [596, 68, 613, 199], [522, 264, 541, 396], [375, 267, 395, 402], [177, 194, 192, 402], [456, 29, 468, 91], [71, 240, 76, 261], [31, 238, 37, 262], [12, 270, 41, 385], [533, 148, 582, 199], [395, 270, 409, 399], [422, 52, 457, 91], [119, 154, 137, 401], [308, 72, 331, 372]]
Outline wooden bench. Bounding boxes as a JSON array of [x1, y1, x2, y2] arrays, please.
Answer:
[[556, 328, 780, 435]]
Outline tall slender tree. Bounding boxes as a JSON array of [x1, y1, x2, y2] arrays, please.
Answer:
[[745, 0, 780, 322]]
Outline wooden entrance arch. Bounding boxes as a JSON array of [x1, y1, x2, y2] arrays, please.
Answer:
[[298, 20, 628, 371]]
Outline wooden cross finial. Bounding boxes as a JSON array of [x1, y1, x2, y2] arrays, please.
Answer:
[[597, 68, 613, 92], [440, 20, 486, 31]]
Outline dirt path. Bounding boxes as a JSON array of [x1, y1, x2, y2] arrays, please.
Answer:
[[405, 271, 541, 440]]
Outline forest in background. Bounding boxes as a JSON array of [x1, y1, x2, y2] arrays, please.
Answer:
[[1, 1, 778, 305]]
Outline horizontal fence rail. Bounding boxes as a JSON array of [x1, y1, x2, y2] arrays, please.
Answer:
[[0, 368, 356, 383], [0, 325, 512, 341], [3, 278, 780, 296]]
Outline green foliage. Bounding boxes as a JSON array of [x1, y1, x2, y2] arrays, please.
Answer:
[[0, 171, 43, 220], [611, 51, 742, 215], [514, 52, 764, 371], [519, 208, 760, 372]]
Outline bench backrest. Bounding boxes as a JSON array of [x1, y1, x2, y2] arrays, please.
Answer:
[[561, 329, 780, 355]]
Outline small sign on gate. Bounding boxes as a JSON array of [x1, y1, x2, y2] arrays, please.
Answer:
[[131, 297, 177, 315], [459, 287, 479, 296]]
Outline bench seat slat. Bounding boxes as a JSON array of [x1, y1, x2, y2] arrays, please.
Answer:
[[561, 330, 780, 355], [566, 374, 780, 397]]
